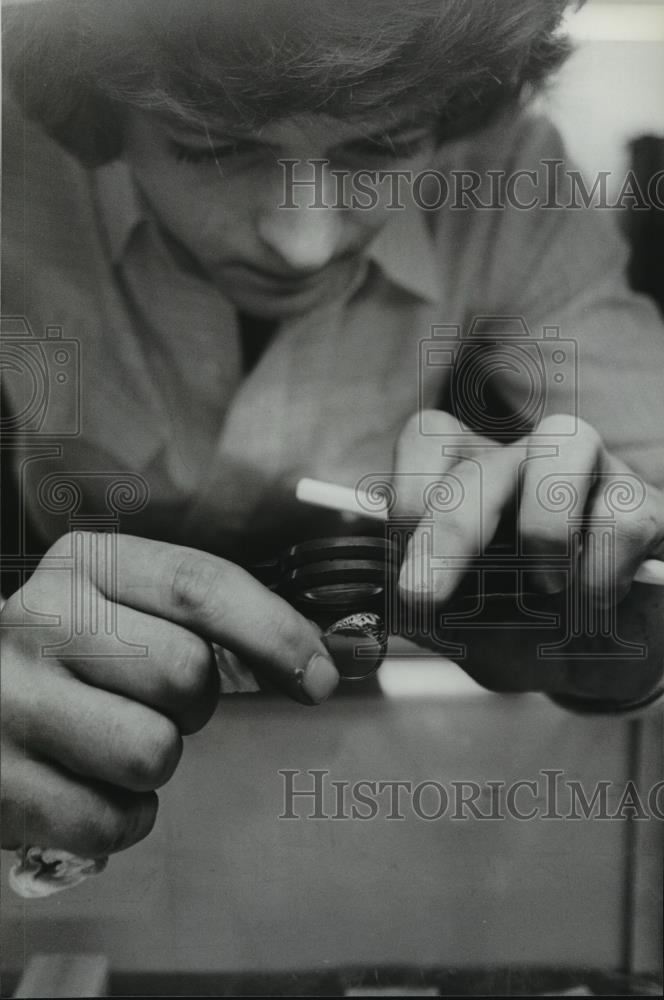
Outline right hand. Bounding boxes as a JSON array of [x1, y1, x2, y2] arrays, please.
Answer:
[[1, 532, 339, 858]]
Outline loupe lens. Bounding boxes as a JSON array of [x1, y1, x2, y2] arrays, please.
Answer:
[[299, 581, 384, 605], [253, 537, 398, 680]]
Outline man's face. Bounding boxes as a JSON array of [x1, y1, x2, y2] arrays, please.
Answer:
[[123, 110, 436, 318]]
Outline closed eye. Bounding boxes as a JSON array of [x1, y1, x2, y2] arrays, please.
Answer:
[[170, 139, 261, 165], [338, 132, 432, 163]]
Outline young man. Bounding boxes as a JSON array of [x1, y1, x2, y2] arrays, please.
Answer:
[[2, 0, 663, 860]]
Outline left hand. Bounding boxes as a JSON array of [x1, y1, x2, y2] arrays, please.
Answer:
[[392, 411, 664, 698]]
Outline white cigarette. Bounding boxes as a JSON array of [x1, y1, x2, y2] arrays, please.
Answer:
[[295, 478, 388, 521], [634, 560, 664, 587], [295, 478, 664, 587]]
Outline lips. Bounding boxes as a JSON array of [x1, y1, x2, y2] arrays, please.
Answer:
[[214, 254, 358, 312], [221, 266, 324, 299], [244, 263, 328, 283], [228, 250, 358, 288]]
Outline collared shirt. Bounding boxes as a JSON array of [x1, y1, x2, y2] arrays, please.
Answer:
[[3, 95, 664, 562]]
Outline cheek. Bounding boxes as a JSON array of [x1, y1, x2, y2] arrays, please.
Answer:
[[189, 173, 267, 259], [344, 193, 394, 240], [137, 163, 257, 257], [339, 151, 436, 220]]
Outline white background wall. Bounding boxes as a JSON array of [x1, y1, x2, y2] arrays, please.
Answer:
[[544, 2, 664, 191]]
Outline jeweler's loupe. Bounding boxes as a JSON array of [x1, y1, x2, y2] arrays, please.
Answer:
[[252, 537, 398, 680]]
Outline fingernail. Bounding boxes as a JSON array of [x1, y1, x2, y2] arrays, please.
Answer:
[[300, 653, 339, 705]]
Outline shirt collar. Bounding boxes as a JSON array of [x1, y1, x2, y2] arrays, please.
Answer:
[[367, 201, 442, 305], [94, 158, 442, 305], [94, 158, 147, 263]]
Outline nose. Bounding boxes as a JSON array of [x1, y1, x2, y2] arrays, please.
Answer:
[[257, 168, 345, 272]]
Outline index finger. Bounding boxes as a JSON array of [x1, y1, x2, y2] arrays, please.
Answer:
[[399, 444, 522, 604], [63, 533, 339, 706]]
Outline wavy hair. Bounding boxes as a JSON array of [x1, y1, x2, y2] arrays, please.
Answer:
[[3, 0, 585, 166]]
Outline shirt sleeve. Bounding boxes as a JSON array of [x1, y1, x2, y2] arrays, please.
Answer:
[[457, 113, 664, 491], [442, 114, 664, 714]]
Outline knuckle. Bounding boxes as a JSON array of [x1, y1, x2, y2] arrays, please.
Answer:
[[614, 513, 655, 550], [170, 553, 228, 620], [124, 716, 182, 791], [46, 530, 88, 557]]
